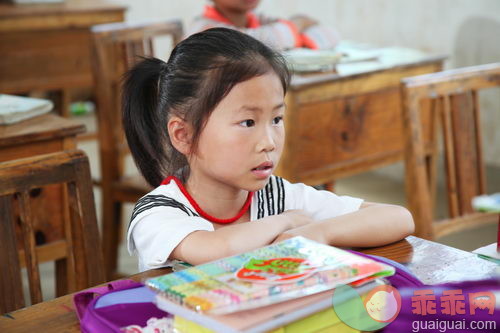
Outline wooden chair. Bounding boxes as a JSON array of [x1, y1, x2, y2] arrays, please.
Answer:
[[90, 20, 183, 278], [401, 63, 500, 239], [0, 150, 105, 314]]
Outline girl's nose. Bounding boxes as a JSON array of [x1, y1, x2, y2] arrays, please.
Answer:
[[257, 127, 276, 152]]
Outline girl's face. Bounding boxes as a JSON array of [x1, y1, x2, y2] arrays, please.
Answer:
[[189, 71, 285, 193], [212, 0, 260, 13]]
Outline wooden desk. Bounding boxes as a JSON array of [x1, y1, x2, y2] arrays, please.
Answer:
[[276, 49, 446, 186], [0, 0, 126, 115], [1, 236, 497, 332], [0, 113, 85, 275]]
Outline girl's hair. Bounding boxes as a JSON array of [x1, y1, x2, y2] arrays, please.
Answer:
[[123, 28, 290, 187]]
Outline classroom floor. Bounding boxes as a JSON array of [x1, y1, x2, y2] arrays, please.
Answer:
[[30, 112, 500, 304]]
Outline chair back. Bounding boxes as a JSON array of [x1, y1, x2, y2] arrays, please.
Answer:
[[91, 20, 183, 186], [0, 150, 105, 314], [90, 20, 183, 278], [401, 62, 500, 239]]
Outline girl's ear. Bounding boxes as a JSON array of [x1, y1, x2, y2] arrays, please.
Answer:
[[168, 116, 193, 155]]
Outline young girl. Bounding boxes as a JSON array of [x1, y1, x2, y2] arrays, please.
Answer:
[[124, 28, 414, 272], [186, 0, 341, 50]]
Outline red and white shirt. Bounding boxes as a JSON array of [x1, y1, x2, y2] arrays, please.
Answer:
[[185, 5, 340, 51], [127, 175, 363, 272]]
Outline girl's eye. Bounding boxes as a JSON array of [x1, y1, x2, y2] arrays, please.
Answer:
[[272, 116, 283, 125], [239, 119, 255, 127]]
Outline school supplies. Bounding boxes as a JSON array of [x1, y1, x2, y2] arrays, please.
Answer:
[[159, 278, 386, 333], [0, 94, 53, 125], [146, 237, 395, 315], [473, 243, 500, 264], [73, 280, 172, 333]]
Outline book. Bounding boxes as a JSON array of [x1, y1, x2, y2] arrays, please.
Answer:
[[146, 237, 394, 315], [283, 48, 342, 73], [0, 94, 53, 125], [173, 307, 361, 333], [160, 278, 386, 333]]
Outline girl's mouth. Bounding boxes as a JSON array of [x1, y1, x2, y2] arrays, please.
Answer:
[[252, 161, 273, 171], [252, 165, 272, 171], [251, 161, 273, 178]]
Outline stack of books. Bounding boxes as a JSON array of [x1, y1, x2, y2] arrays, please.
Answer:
[[145, 237, 395, 332], [0, 94, 53, 125]]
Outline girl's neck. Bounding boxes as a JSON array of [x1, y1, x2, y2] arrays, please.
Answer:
[[214, 5, 248, 28], [185, 173, 250, 221]]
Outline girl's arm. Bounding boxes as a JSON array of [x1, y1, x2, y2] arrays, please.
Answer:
[[272, 202, 415, 247], [171, 210, 313, 265]]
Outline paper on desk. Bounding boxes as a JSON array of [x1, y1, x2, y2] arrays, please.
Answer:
[[0, 94, 53, 125], [473, 243, 500, 260], [336, 44, 428, 76], [283, 48, 343, 72]]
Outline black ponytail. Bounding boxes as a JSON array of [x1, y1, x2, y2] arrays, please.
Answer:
[[122, 57, 186, 187], [123, 28, 290, 187]]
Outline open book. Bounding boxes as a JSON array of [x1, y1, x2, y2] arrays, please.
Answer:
[[0, 94, 53, 125], [146, 237, 394, 315]]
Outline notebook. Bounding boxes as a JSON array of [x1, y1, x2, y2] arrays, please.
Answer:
[[146, 237, 394, 315]]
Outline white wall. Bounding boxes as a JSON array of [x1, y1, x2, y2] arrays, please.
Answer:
[[109, 0, 500, 166]]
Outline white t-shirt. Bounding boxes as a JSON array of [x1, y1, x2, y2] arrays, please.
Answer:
[[127, 175, 363, 272]]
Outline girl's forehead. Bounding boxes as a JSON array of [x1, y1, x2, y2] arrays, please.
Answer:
[[220, 73, 284, 107], [233, 72, 283, 92]]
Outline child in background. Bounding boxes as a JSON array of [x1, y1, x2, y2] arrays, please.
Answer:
[[186, 0, 341, 50], [123, 28, 414, 272]]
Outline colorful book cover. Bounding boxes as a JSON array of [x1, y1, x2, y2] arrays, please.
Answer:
[[146, 237, 394, 315], [160, 279, 385, 333]]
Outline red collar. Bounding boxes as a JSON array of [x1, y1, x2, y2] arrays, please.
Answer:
[[203, 5, 260, 28], [161, 176, 253, 224]]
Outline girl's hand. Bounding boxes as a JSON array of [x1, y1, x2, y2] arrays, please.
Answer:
[[280, 209, 314, 229], [272, 223, 327, 244]]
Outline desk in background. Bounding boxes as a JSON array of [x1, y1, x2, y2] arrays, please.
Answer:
[[0, 0, 126, 115], [276, 45, 446, 186], [0, 236, 497, 332]]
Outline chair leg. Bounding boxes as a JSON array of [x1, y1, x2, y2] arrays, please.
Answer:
[[0, 196, 25, 313], [57, 89, 72, 117], [55, 258, 68, 297], [102, 197, 122, 280]]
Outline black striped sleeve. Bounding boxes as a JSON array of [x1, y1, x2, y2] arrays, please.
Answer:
[[129, 194, 198, 230]]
